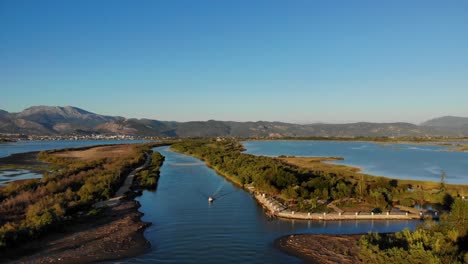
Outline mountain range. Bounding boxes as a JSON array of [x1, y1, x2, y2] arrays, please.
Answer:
[[1, 106, 467, 138]]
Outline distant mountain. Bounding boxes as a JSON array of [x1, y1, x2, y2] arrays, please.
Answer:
[[421, 116, 468, 128], [0, 106, 118, 135], [0, 106, 467, 137]]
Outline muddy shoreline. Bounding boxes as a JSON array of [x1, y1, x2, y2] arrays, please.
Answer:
[[275, 234, 363, 264], [0, 148, 154, 263], [0, 151, 47, 170], [1, 199, 150, 263]]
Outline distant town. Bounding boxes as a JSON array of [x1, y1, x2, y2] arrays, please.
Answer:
[[0, 133, 160, 142]]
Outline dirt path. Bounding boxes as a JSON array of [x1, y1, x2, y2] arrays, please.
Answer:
[[1, 152, 153, 264], [95, 152, 151, 208], [116, 152, 151, 197]]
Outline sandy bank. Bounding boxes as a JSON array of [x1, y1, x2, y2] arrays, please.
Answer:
[[276, 234, 362, 264]]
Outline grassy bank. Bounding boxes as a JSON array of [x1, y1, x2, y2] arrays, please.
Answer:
[[171, 139, 467, 214], [0, 142, 166, 249], [134, 152, 165, 190], [278, 156, 468, 208]]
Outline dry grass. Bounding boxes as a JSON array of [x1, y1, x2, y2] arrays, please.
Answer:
[[53, 145, 137, 161], [278, 156, 361, 174], [456, 145, 468, 152], [278, 156, 468, 196]]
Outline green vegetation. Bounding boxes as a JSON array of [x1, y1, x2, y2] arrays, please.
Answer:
[[279, 156, 468, 209], [172, 139, 362, 211], [134, 152, 165, 190], [0, 142, 165, 248], [360, 199, 468, 263], [171, 139, 468, 214]]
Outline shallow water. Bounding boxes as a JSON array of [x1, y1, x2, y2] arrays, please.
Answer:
[[0, 140, 149, 185], [0, 169, 42, 185], [127, 146, 419, 263], [0, 139, 149, 158], [243, 141, 468, 184]]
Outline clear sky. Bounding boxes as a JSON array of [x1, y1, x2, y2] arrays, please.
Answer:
[[1, 0, 467, 124]]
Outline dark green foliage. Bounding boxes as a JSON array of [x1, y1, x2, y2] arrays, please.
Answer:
[[170, 139, 387, 212], [135, 152, 165, 190], [360, 199, 468, 263]]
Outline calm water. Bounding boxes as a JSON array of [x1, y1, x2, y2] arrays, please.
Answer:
[[243, 141, 468, 184], [0, 169, 42, 185], [0, 139, 149, 158], [127, 146, 419, 263], [0, 140, 149, 185]]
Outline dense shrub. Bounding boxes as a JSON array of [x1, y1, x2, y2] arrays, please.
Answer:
[[360, 199, 468, 263], [171, 139, 372, 210], [0, 142, 165, 248]]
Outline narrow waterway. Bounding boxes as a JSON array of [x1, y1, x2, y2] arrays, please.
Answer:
[[128, 146, 420, 263]]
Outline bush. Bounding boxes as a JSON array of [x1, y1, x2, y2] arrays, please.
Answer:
[[0, 143, 161, 248]]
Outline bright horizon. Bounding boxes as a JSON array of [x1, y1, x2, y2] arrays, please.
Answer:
[[1, 1, 467, 124]]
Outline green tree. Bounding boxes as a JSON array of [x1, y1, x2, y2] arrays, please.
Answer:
[[440, 171, 447, 192], [447, 199, 468, 235]]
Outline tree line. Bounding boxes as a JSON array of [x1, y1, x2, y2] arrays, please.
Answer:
[[171, 139, 462, 212]]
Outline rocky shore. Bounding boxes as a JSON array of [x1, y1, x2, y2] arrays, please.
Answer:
[[276, 234, 362, 264]]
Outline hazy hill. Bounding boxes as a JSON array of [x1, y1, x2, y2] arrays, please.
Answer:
[[421, 116, 468, 128], [0, 106, 118, 135], [0, 106, 467, 137]]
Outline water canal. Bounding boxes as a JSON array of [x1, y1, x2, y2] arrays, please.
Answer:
[[129, 146, 419, 263]]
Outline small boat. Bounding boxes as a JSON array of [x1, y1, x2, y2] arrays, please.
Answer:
[[208, 196, 214, 202]]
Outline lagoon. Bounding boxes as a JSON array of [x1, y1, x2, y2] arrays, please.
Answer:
[[243, 141, 468, 184]]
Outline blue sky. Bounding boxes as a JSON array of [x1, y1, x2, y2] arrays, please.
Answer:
[[1, 0, 467, 123]]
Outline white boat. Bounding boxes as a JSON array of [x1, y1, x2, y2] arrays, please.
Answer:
[[208, 196, 214, 202]]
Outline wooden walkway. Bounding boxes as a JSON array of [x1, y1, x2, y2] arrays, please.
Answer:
[[255, 193, 438, 221]]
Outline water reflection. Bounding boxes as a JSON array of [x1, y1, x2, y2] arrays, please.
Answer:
[[0, 169, 42, 186], [243, 141, 468, 184], [128, 146, 420, 263]]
